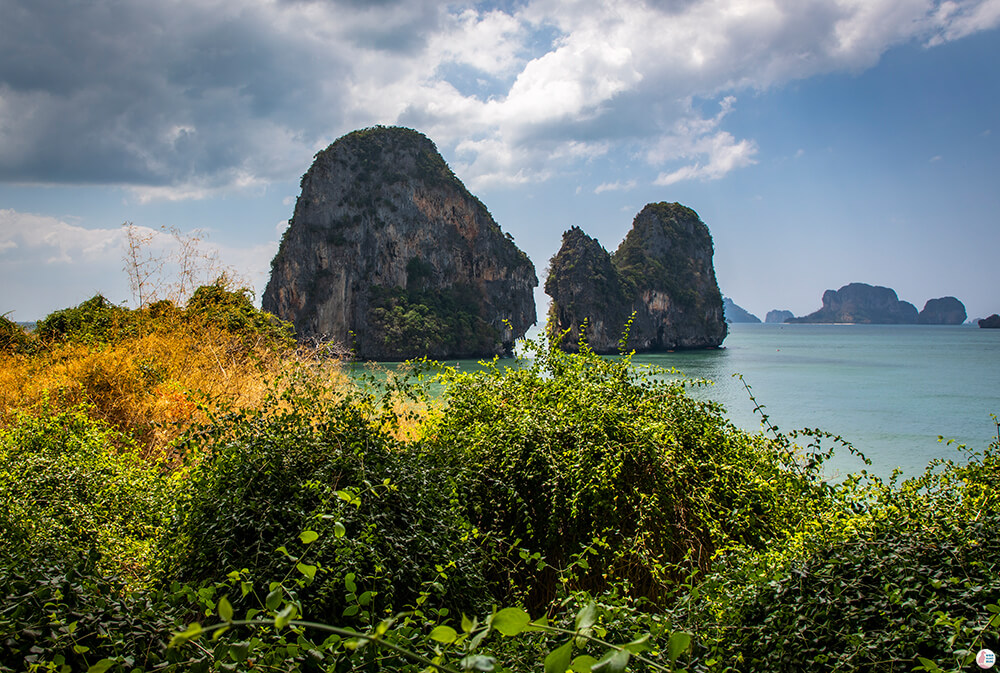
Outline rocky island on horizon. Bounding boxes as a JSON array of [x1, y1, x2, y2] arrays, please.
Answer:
[[545, 203, 727, 353], [787, 283, 967, 325], [263, 126, 537, 360]]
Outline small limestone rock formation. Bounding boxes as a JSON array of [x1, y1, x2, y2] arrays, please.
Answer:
[[544, 227, 630, 351], [765, 309, 794, 324], [789, 283, 918, 324], [545, 202, 727, 353], [918, 297, 967, 325], [723, 297, 761, 323], [979, 314, 1000, 328], [263, 126, 537, 360]]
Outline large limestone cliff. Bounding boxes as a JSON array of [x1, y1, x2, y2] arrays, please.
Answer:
[[545, 203, 727, 353], [263, 127, 537, 360]]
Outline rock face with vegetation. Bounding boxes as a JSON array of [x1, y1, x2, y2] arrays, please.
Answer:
[[789, 282, 918, 324], [263, 126, 537, 360], [918, 296, 967, 325], [765, 309, 795, 324], [723, 297, 761, 323], [979, 314, 1000, 328], [546, 202, 726, 352]]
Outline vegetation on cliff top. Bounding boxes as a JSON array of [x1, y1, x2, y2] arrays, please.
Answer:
[[1, 290, 997, 672]]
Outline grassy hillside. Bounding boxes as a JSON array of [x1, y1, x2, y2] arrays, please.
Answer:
[[1, 295, 997, 672]]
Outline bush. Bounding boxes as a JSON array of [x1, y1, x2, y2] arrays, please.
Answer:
[[0, 405, 173, 580], [35, 294, 139, 345], [167, 366, 497, 624], [428, 337, 831, 609], [671, 442, 1000, 672], [0, 314, 32, 353]]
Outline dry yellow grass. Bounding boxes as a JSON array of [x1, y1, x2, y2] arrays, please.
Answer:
[[0, 322, 350, 460]]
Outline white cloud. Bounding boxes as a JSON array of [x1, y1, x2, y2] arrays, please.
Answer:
[[654, 132, 759, 185], [0, 209, 125, 265], [594, 179, 637, 194], [1, 0, 998, 194]]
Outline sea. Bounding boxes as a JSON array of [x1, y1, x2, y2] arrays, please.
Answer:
[[631, 323, 1000, 481], [355, 323, 1000, 482]]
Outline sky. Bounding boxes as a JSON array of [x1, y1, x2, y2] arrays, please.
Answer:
[[2, 0, 999, 324]]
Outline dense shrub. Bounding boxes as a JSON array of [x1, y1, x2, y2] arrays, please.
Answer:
[[35, 294, 139, 344], [429, 337, 832, 608], [670, 442, 1000, 672], [0, 314, 32, 352], [168, 367, 497, 624], [0, 405, 173, 580]]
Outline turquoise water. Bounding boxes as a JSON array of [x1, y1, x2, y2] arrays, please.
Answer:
[[633, 323, 1000, 480], [353, 323, 1000, 480]]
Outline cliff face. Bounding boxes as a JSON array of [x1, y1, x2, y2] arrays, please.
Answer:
[[263, 126, 537, 360], [789, 283, 918, 324], [544, 227, 631, 351], [545, 203, 727, 353], [918, 297, 967, 325]]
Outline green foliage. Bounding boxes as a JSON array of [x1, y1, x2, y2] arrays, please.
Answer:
[[0, 313, 33, 352], [3, 327, 999, 672], [0, 404, 172, 577], [667, 440, 1000, 672], [368, 283, 499, 359], [32, 283, 294, 349], [35, 294, 140, 345], [168, 366, 496, 624], [184, 282, 295, 348], [429, 337, 830, 608]]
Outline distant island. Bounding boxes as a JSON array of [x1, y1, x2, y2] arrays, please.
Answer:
[[765, 309, 794, 324], [545, 203, 727, 353], [789, 283, 967, 325], [979, 314, 1000, 328], [723, 297, 760, 323]]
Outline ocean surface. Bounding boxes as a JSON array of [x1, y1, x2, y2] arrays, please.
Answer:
[[631, 323, 1000, 480], [356, 323, 1000, 481]]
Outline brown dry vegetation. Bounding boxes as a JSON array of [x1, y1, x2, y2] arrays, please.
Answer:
[[0, 301, 351, 462]]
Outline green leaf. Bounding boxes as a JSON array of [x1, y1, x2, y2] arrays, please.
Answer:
[[218, 595, 233, 623], [169, 623, 204, 648], [229, 642, 250, 662], [623, 634, 650, 654], [462, 614, 476, 633], [87, 660, 116, 673], [430, 625, 459, 644], [916, 657, 943, 672], [460, 654, 497, 671], [343, 604, 360, 617], [275, 604, 296, 629], [570, 655, 600, 673], [593, 649, 629, 673], [299, 530, 319, 544], [265, 588, 283, 611], [575, 602, 597, 632], [334, 521, 347, 538], [492, 607, 531, 636], [358, 590, 373, 606], [345, 573, 357, 593], [297, 563, 317, 579], [667, 631, 692, 663], [545, 641, 574, 673], [73, 644, 90, 654]]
